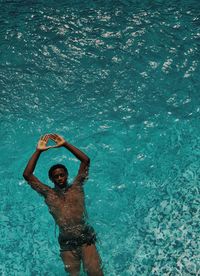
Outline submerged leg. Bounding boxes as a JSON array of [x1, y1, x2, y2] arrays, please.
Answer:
[[60, 249, 81, 276], [81, 244, 103, 276]]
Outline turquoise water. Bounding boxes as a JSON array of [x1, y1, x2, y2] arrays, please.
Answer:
[[1, 0, 200, 275]]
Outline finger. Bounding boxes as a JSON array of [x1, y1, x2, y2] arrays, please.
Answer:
[[50, 145, 58, 148], [53, 133, 61, 138], [44, 135, 49, 142], [54, 134, 63, 141], [43, 135, 48, 141], [49, 134, 57, 141], [52, 133, 59, 138], [46, 146, 54, 149], [43, 135, 47, 141], [49, 133, 56, 138]]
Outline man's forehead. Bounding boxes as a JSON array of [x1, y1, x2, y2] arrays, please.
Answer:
[[52, 168, 67, 175]]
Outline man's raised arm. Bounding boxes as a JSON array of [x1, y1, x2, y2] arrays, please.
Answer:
[[23, 135, 52, 197], [49, 134, 90, 184]]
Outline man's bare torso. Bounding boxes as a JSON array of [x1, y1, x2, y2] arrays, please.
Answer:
[[45, 184, 86, 238]]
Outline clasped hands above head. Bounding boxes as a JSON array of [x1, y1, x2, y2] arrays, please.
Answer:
[[37, 133, 66, 152]]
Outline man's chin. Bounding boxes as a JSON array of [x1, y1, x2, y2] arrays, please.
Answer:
[[55, 182, 67, 189], [58, 183, 64, 187]]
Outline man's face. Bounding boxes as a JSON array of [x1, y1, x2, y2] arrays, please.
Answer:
[[51, 168, 68, 187]]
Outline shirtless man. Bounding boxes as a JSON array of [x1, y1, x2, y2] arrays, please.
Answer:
[[23, 133, 103, 276]]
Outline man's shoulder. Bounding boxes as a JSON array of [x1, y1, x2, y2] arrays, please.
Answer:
[[45, 187, 58, 197], [70, 181, 84, 191], [45, 188, 60, 202]]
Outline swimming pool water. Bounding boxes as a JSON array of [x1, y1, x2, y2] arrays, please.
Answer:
[[1, 0, 200, 275]]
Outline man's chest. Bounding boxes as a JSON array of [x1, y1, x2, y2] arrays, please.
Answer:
[[45, 188, 84, 208]]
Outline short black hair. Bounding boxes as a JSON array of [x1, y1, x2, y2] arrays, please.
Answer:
[[48, 164, 68, 179]]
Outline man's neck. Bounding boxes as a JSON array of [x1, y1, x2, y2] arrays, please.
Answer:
[[55, 184, 68, 193]]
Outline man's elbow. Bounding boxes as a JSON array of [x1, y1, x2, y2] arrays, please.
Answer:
[[23, 172, 31, 181], [85, 157, 90, 165]]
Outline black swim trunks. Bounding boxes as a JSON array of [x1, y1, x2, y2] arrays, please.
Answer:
[[58, 225, 96, 252]]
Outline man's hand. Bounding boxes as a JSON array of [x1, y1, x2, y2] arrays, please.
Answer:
[[49, 133, 66, 148], [37, 134, 52, 151]]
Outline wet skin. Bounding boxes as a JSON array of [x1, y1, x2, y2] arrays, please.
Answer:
[[23, 135, 103, 275], [46, 168, 86, 238]]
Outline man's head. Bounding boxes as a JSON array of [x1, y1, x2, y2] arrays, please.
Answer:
[[48, 164, 68, 188]]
